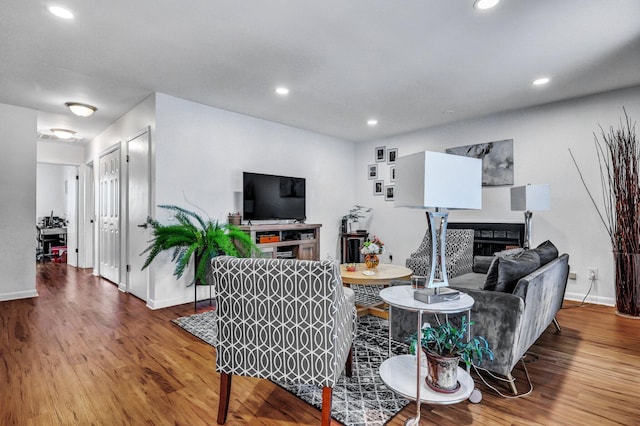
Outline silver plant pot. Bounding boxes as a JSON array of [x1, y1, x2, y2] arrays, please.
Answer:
[[425, 351, 460, 393]]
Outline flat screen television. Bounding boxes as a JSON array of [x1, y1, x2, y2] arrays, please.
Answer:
[[243, 172, 306, 221]]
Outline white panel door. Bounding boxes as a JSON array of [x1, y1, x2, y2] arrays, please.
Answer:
[[99, 148, 120, 283], [127, 130, 150, 301]]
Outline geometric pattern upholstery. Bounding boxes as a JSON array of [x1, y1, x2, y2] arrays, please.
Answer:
[[211, 256, 358, 388], [405, 228, 474, 279]]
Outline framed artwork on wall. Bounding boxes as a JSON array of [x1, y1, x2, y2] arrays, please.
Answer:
[[385, 184, 395, 201], [374, 179, 384, 195], [387, 148, 398, 164], [446, 139, 514, 186], [375, 146, 386, 162], [368, 163, 378, 180], [390, 165, 396, 182]]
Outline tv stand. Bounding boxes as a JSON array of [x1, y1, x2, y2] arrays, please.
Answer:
[[239, 223, 321, 261]]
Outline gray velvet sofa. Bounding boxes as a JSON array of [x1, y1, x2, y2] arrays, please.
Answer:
[[391, 242, 570, 394]]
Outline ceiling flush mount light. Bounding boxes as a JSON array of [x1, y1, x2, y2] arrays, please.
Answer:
[[47, 5, 74, 19], [65, 102, 97, 117], [367, 119, 378, 126], [275, 87, 289, 96], [51, 128, 76, 139], [533, 77, 551, 86], [473, 0, 500, 10]]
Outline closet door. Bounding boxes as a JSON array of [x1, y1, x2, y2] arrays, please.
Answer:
[[99, 148, 121, 284]]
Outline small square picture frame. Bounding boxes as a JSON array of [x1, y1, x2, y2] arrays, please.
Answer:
[[373, 179, 384, 196], [387, 148, 398, 164], [390, 165, 396, 182], [385, 184, 395, 201], [375, 146, 386, 163], [368, 163, 379, 180]]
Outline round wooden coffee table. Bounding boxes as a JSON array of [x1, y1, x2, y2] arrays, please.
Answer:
[[340, 263, 412, 318]]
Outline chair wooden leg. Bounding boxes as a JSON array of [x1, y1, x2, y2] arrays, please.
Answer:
[[217, 373, 232, 424], [345, 346, 353, 378], [321, 386, 333, 426]]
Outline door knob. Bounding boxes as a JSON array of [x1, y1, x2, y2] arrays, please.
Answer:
[[137, 223, 148, 229]]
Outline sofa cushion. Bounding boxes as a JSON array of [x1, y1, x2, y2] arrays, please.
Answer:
[[449, 272, 487, 290], [532, 240, 558, 265], [483, 248, 525, 291], [495, 250, 541, 293], [473, 255, 494, 274]]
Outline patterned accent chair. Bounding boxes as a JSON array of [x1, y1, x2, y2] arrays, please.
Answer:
[[211, 256, 358, 426], [405, 228, 475, 278]]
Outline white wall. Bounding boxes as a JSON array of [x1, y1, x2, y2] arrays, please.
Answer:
[[0, 103, 38, 301], [37, 141, 85, 165], [148, 93, 356, 308], [354, 85, 640, 306], [36, 163, 68, 218]]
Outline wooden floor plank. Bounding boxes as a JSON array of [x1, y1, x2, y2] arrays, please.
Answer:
[[1, 263, 639, 425]]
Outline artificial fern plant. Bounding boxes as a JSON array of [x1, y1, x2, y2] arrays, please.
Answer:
[[141, 204, 257, 286], [408, 316, 493, 367]]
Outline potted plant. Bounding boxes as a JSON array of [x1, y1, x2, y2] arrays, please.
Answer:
[[408, 316, 493, 393], [141, 204, 257, 287], [342, 205, 372, 233], [570, 109, 639, 317]]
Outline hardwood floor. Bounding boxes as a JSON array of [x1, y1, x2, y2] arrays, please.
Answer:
[[1, 264, 639, 425]]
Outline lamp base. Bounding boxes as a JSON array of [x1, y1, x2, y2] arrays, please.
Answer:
[[413, 288, 460, 304]]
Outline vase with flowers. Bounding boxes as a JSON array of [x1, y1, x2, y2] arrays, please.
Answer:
[[361, 236, 385, 269]]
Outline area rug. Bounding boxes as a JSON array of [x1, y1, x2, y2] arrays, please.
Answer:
[[172, 312, 410, 426]]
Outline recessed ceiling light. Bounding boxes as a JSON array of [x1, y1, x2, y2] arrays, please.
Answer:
[[367, 119, 378, 126], [532, 77, 551, 86], [473, 0, 500, 10], [275, 87, 289, 96], [48, 6, 74, 19], [51, 128, 76, 139], [65, 102, 97, 117]]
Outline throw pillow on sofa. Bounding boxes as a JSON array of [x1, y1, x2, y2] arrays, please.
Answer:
[[495, 250, 541, 293], [483, 249, 542, 293], [532, 240, 558, 265], [483, 247, 525, 291]]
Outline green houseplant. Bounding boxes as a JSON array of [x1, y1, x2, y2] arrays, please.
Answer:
[[409, 316, 493, 393], [141, 204, 257, 287]]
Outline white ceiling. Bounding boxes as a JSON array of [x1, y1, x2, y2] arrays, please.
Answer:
[[1, 0, 639, 143]]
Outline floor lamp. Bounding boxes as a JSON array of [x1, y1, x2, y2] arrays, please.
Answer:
[[510, 184, 550, 249], [395, 151, 482, 303]]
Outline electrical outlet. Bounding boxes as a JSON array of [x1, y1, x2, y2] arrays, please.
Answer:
[[569, 272, 577, 280], [388, 251, 394, 263], [588, 268, 598, 280]]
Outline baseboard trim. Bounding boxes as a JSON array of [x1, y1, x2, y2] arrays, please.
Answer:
[[0, 289, 39, 302], [564, 292, 615, 307]]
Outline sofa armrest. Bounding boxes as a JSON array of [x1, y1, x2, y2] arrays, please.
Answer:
[[451, 288, 525, 376]]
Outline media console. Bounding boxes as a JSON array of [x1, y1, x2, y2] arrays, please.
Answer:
[[238, 223, 321, 261]]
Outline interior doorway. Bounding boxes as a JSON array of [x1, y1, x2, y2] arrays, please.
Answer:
[[36, 163, 79, 265]]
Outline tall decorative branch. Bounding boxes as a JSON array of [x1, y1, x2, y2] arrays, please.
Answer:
[[569, 108, 639, 316]]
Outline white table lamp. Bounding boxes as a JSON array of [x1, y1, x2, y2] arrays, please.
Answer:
[[395, 151, 482, 303], [510, 184, 550, 249]]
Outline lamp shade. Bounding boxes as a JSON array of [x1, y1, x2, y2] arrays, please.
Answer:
[[394, 151, 482, 210], [510, 184, 550, 211]]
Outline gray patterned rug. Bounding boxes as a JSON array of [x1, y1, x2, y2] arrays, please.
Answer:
[[173, 312, 410, 426]]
